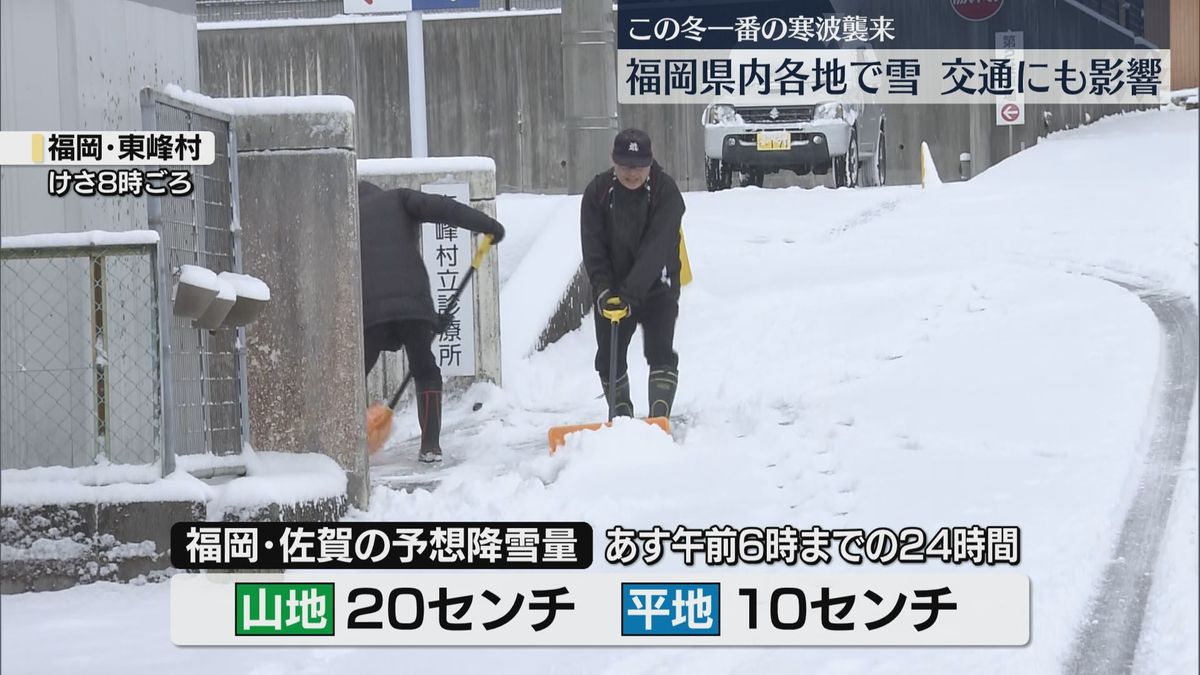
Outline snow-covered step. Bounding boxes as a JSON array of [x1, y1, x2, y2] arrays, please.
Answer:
[[0, 501, 202, 594]]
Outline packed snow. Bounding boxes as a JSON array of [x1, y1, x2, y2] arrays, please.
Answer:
[[217, 94, 355, 117], [160, 84, 355, 116], [217, 271, 271, 302], [0, 460, 211, 506], [178, 264, 220, 292], [160, 84, 236, 115], [2, 109, 1196, 674], [0, 229, 160, 249], [0, 449, 344, 512]]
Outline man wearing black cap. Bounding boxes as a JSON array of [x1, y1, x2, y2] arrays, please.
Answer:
[[580, 128, 687, 421]]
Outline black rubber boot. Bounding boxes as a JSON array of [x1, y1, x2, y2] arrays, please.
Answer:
[[416, 380, 443, 463], [600, 372, 634, 418], [648, 367, 678, 419]]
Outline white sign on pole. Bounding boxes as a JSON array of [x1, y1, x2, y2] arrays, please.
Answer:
[[420, 182, 476, 377], [343, 0, 413, 13], [995, 31, 1026, 126]]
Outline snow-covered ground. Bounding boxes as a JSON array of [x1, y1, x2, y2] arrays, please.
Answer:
[[2, 109, 1196, 674]]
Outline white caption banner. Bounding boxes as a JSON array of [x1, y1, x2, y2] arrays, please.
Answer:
[[616, 48, 1171, 105], [172, 571, 1030, 646], [0, 131, 216, 166]]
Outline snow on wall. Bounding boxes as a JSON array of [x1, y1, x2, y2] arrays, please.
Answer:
[[0, 230, 160, 249], [160, 84, 355, 116], [1, 448, 346, 509], [358, 157, 497, 176], [1, 538, 91, 562], [208, 450, 347, 515], [197, 8, 562, 32], [219, 94, 356, 116], [0, 468, 211, 507], [160, 84, 235, 115]]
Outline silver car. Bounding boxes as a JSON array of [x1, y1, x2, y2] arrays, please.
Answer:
[[702, 98, 886, 190]]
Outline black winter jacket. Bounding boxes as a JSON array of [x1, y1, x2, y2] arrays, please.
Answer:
[[580, 161, 686, 306], [358, 181, 504, 329]]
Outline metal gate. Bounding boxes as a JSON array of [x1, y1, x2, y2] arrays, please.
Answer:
[[140, 88, 248, 471]]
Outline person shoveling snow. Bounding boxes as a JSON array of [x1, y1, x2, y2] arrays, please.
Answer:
[[358, 180, 506, 462], [549, 129, 689, 451]]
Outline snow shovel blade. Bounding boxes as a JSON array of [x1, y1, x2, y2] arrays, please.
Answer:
[[366, 402, 394, 455], [547, 416, 671, 454]]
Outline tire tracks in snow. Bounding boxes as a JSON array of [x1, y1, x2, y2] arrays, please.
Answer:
[[823, 197, 903, 240], [1066, 284, 1198, 675]]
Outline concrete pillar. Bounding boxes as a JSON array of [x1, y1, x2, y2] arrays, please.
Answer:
[[555, 1, 619, 352], [356, 159, 502, 403], [562, 0, 619, 194], [229, 100, 369, 510]]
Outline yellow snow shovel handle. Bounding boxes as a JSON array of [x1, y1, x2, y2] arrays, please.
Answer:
[[472, 234, 493, 269], [600, 296, 629, 323]]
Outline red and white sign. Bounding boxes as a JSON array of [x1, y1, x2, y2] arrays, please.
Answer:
[[951, 0, 1005, 22], [999, 103, 1021, 122], [343, 0, 412, 13]]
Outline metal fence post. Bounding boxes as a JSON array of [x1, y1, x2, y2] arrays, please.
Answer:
[[89, 253, 111, 462], [151, 242, 178, 477], [143, 88, 176, 476], [227, 113, 252, 452]]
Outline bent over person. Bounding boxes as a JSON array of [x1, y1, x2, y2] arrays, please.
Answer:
[[358, 180, 505, 462], [580, 129, 686, 420]]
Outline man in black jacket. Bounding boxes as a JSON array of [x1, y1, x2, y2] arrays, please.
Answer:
[[580, 129, 686, 421], [358, 180, 505, 462]]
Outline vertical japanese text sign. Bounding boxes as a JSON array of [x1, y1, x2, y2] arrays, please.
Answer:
[[420, 182, 477, 377], [995, 31, 1025, 126]]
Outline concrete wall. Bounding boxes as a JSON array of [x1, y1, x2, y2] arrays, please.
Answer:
[[198, 4, 1156, 195], [199, 14, 568, 193], [0, 0, 200, 238]]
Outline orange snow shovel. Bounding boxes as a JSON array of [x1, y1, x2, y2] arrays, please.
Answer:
[[547, 297, 670, 454], [366, 234, 494, 454]]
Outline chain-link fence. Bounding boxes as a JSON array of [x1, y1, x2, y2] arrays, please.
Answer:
[[197, 0, 567, 22], [0, 243, 165, 471], [142, 88, 248, 463]]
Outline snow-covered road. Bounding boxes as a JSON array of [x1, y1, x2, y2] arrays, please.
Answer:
[[1068, 285, 1198, 674]]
